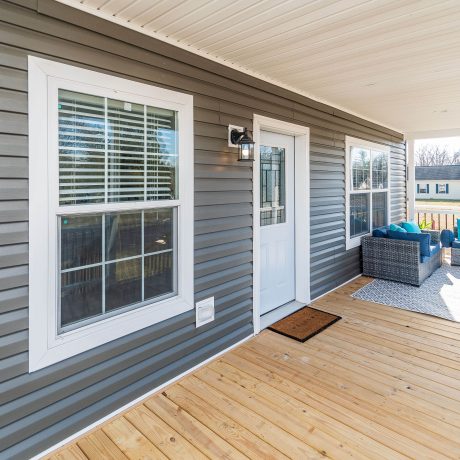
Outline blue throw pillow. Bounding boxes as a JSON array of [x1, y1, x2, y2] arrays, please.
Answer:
[[457, 219, 460, 239], [389, 223, 407, 233], [388, 230, 431, 257], [372, 227, 388, 238], [401, 221, 421, 233]]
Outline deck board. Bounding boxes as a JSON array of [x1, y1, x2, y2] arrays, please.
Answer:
[[46, 277, 460, 459]]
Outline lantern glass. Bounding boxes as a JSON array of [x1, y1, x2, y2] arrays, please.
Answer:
[[239, 142, 254, 161]]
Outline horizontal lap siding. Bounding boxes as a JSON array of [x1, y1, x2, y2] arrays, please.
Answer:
[[310, 136, 406, 299], [0, 1, 405, 458]]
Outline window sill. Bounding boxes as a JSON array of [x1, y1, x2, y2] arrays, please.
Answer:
[[346, 233, 370, 250], [29, 296, 193, 372]]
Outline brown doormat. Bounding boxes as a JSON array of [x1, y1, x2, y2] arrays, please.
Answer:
[[268, 306, 341, 342]]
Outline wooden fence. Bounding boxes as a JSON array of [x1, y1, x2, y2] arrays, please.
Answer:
[[415, 208, 460, 230]]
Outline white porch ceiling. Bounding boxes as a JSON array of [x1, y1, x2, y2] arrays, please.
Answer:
[[57, 0, 460, 136]]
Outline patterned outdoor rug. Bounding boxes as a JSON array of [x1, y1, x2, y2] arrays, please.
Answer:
[[352, 264, 460, 322]]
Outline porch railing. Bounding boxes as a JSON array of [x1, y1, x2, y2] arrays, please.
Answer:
[[415, 206, 460, 231]]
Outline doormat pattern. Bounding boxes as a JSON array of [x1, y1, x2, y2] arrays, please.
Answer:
[[268, 306, 341, 342]]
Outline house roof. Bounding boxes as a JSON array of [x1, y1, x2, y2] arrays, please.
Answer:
[[415, 165, 460, 180], [56, 0, 460, 136]]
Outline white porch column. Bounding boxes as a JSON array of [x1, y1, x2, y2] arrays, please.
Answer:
[[406, 139, 415, 220]]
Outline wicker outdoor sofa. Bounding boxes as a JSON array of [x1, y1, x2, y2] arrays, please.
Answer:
[[362, 229, 442, 286], [449, 226, 460, 266]]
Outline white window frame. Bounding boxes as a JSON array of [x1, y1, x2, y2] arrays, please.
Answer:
[[345, 136, 391, 250], [28, 57, 194, 372]]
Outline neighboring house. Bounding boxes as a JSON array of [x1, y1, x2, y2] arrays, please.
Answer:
[[0, 1, 407, 459], [415, 165, 460, 199]]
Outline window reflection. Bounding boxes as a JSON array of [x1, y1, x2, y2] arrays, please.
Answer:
[[351, 147, 370, 190], [59, 209, 176, 330]]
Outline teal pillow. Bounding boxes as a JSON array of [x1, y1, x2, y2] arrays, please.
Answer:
[[457, 219, 460, 239], [401, 221, 421, 234], [389, 223, 407, 233]]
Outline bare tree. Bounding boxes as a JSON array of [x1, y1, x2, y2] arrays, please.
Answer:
[[415, 143, 460, 166]]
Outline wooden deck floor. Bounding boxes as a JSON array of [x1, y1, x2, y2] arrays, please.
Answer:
[[47, 277, 460, 459]]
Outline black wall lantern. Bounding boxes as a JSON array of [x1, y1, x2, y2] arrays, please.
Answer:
[[230, 127, 255, 162]]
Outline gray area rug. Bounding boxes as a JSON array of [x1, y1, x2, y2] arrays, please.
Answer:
[[352, 264, 460, 322]]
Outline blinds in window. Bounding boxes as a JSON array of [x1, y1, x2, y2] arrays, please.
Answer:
[[58, 89, 178, 205]]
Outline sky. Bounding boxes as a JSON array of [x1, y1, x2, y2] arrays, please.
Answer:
[[415, 137, 460, 154]]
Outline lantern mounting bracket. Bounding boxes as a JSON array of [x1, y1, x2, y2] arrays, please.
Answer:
[[230, 128, 245, 145], [228, 124, 244, 147]]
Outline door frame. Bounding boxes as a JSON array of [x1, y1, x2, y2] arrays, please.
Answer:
[[252, 114, 310, 334]]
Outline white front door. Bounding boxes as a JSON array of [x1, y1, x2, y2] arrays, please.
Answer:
[[260, 131, 296, 315]]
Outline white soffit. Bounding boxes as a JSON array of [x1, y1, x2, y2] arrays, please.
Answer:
[[56, 0, 460, 135]]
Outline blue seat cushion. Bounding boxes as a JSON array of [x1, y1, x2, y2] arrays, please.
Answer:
[[421, 242, 441, 263], [388, 230, 431, 257], [372, 226, 389, 238], [452, 240, 460, 249]]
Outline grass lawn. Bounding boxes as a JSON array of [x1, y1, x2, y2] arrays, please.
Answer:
[[416, 199, 460, 207]]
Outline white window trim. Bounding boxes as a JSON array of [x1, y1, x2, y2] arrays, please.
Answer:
[[28, 57, 194, 372], [345, 136, 391, 250]]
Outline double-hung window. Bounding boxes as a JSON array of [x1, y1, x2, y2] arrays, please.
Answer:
[[345, 136, 390, 249], [28, 57, 193, 371]]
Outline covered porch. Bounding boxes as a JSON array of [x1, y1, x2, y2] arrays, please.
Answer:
[[47, 277, 460, 459], [3, 1, 460, 458]]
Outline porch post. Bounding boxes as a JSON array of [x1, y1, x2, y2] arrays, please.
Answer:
[[406, 139, 415, 220]]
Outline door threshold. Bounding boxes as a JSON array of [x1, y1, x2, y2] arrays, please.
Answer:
[[260, 300, 305, 330]]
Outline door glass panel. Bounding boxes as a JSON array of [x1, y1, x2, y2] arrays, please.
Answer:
[[260, 145, 286, 226]]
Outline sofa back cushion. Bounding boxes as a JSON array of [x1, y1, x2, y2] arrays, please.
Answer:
[[388, 230, 431, 257]]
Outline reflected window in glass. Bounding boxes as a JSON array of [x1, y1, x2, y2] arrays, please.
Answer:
[[372, 192, 387, 229], [372, 151, 388, 189], [59, 209, 176, 331], [350, 194, 370, 237]]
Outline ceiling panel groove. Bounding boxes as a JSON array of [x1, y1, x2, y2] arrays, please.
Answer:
[[57, 0, 460, 133]]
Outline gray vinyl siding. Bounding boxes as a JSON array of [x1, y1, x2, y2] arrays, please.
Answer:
[[0, 0, 406, 458]]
